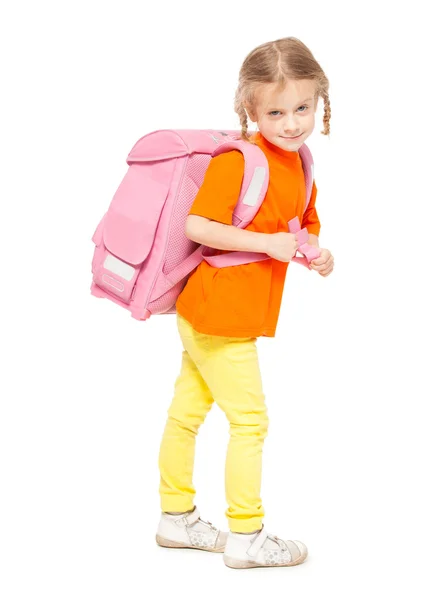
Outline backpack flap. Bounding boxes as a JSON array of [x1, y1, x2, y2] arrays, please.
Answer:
[[92, 164, 170, 304]]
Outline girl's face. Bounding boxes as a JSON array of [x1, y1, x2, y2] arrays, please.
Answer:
[[247, 79, 318, 152]]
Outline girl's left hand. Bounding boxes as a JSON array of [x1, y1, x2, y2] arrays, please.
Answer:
[[309, 248, 334, 277]]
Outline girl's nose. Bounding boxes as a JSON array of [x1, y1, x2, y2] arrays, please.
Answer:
[[284, 115, 300, 134]]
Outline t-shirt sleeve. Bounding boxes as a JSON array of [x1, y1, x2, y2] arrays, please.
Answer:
[[302, 180, 321, 236], [188, 150, 245, 225]]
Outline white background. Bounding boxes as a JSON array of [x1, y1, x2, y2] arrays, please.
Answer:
[[1, 0, 447, 598]]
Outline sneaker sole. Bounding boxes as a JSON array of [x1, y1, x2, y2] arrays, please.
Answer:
[[223, 552, 308, 569], [156, 534, 225, 553]]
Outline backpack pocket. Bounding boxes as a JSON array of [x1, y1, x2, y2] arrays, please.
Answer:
[[92, 165, 170, 304]]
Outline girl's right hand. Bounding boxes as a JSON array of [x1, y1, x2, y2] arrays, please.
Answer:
[[265, 232, 299, 262]]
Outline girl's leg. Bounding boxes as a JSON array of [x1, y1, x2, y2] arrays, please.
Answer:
[[180, 324, 268, 534], [158, 343, 214, 513]]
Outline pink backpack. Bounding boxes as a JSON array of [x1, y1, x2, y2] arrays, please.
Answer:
[[90, 129, 320, 321]]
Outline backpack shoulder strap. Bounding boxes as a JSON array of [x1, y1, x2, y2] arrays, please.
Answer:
[[212, 139, 314, 218], [203, 139, 319, 270], [211, 140, 269, 228], [298, 143, 314, 210]]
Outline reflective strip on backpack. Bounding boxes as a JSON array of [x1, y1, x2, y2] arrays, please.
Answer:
[[242, 166, 267, 207]]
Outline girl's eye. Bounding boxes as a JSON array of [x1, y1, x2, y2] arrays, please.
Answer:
[[269, 105, 308, 116]]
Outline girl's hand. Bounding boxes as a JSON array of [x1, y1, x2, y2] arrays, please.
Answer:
[[310, 248, 334, 277], [266, 232, 299, 262]]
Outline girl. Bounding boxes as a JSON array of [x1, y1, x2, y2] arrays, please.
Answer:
[[156, 36, 334, 569]]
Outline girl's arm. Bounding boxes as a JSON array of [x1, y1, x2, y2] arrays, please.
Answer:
[[186, 215, 269, 253], [187, 215, 301, 263], [308, 233, 320, 247]]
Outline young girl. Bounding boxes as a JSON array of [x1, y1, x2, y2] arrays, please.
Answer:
[[156, 36, 334, 569]]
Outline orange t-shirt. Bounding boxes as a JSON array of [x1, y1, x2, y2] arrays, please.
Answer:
[[176, 132, 321, 338]]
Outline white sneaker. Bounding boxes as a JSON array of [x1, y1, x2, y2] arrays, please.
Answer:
[[224, 526, 308, 569], [156, 507, 228, 553]]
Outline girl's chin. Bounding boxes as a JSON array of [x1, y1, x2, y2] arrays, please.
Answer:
[[277, 137, 304, 150]]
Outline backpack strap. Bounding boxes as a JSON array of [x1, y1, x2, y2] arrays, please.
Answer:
[[205, 141, 319, 269], [165, 141, 318, 290], [203, 140, 269, 268], [211, 140, 269, 227], [298, 143, 314, 211], [163, 141, 269, 289], [288, 216, 320, 268], [213, 140, 314, 219]]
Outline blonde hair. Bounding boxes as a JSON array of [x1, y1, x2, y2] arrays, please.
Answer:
[[234, 37, 331, 142]]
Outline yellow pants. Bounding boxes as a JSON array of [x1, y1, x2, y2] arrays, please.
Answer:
[[158, 314, 269, 533]]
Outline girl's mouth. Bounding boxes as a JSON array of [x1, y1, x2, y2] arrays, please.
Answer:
[[281, 133, 303, 140]]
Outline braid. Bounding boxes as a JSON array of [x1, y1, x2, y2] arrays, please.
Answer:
[[234, 100, 250, 142], [320, 91, 331, 137], [234, 84, 254, 143], [237, 104, 251, 142]]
